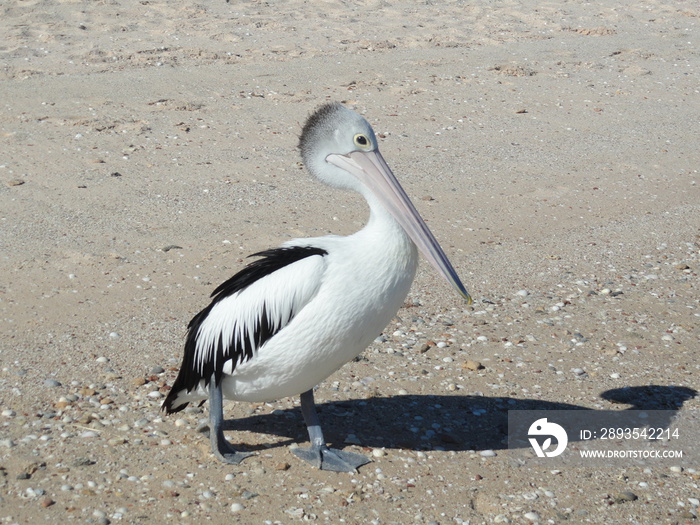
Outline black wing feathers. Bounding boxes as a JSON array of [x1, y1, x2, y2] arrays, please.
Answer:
[[162, 246, 327, 413], [208, 247, 326, 301]]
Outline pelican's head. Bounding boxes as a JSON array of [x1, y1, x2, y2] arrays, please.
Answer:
[[299, 102, 379, 192], [299, 102, 472, 303]]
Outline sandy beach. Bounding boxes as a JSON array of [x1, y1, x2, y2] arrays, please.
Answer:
[[1, 0, 699, 523]]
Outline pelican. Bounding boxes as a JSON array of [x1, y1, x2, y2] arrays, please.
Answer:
[[163, 102, 471, 472]]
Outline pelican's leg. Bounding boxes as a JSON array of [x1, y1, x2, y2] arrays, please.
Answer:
[[291, 389, 371, 472], [206, 375, 254, 465]]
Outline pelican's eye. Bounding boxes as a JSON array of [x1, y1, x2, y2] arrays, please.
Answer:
[[353, 133, 371, 149]]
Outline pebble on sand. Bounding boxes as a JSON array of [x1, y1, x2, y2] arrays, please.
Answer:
[[39, 496, 55, 508], [344, 434, 361, 445], [614, 491, 638, 503], [463, 360, 485, 371]]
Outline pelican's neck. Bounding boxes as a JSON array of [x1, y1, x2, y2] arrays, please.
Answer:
[[360, 190, 418, 268]]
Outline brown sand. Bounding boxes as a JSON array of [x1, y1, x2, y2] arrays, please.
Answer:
[[1, 0, 699, 523]]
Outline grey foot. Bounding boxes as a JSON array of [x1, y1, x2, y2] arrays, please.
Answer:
[[291, 445, 371, 472], [197, 422, 255, 465], [213, 440, 255, 465]]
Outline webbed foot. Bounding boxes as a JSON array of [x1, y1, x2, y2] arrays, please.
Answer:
[[214, 440, 255, 465], [292, 444, 370, 472], [197, 422, 255, 464]]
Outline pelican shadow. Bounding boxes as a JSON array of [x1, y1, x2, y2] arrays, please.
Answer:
[[218, 384, 696, 453]]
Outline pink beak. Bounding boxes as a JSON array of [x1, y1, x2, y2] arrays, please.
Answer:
[[327, 150, 472, 303]]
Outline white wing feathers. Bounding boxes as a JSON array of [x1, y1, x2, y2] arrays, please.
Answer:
[[192, 253, 327, 374]]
